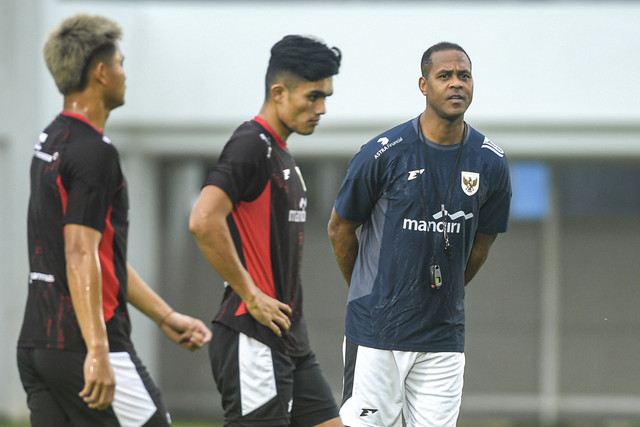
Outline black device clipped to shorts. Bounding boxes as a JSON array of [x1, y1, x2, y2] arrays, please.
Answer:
[[430, 264, 443, 290]]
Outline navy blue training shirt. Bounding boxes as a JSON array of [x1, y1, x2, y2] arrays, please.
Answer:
[[334, 117, 511, 352]]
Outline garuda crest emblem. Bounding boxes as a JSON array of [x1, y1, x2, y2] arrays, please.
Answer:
[[461, 171, 480, 196]]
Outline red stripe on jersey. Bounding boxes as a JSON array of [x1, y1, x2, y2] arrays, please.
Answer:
[[57, 175, 68, 214], [253, 116, 286, 150], [232, 181, 274, 316], [58, 175, 120, 322], [61, 111, 104, 134], [55, 177, 71, 346], [99, 206, 119, 322]]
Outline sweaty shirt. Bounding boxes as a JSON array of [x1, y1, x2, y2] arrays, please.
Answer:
[[19, 112, 132, 352], [204, 117, 310, 356], [335, 117, 511, 352]]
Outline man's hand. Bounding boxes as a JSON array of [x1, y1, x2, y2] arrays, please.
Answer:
[[328, 208, 362, 286], [190, 186, 292, 337], [78, 349, 115, 410], [246, 292, 292, 337], [159, 311, 213, 351]]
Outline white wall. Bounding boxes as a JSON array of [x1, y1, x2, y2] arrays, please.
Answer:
[[41, 1, 640, 158], [0, 0, 52, 420], [41, 1, 640, 126]]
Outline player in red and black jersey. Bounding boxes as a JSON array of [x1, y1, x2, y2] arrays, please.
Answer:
[[190, 36, 343, 427], [17, 14, 211, 427], [23, 110, 133, 353]]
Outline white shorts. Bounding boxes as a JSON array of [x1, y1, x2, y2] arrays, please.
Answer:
[[340, 338, 465, 427], [109, 352, 165, 427], [17, 348, 169, 427]]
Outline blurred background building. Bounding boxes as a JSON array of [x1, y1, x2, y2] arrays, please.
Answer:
[[1, 0, 639, 424]]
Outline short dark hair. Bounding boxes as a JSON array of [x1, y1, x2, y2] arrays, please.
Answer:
[[43, 14, 122, 95], [421, 42, 471, 77], [265, 35, 341, 99]]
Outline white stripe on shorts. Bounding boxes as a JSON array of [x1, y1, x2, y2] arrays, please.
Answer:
[[109, 352, 157, 427], [341, 339, 465, 427], [239, 333, 278, 416]]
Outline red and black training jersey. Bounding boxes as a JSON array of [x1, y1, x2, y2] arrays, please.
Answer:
[[18, 112, 132, 352], [204, 117, 310, 356]]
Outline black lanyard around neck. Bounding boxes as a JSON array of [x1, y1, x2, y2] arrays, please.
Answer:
[[416, 118, 466, 258]]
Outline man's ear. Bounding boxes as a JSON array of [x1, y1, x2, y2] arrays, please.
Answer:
[[418, 76, 428, 96], [91, 61, 108, 86], [270, 83, 287, 103]]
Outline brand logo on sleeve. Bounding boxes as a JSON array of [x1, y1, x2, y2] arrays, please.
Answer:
[[259, 133, 272, 158], [33, 133, 59, 163], [29, 272, 55, 283], [481, 137, 504, 157], [374, 137, 403, 159]]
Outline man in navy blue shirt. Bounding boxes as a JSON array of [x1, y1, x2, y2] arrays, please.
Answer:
[[328, 42, 511, 426]]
